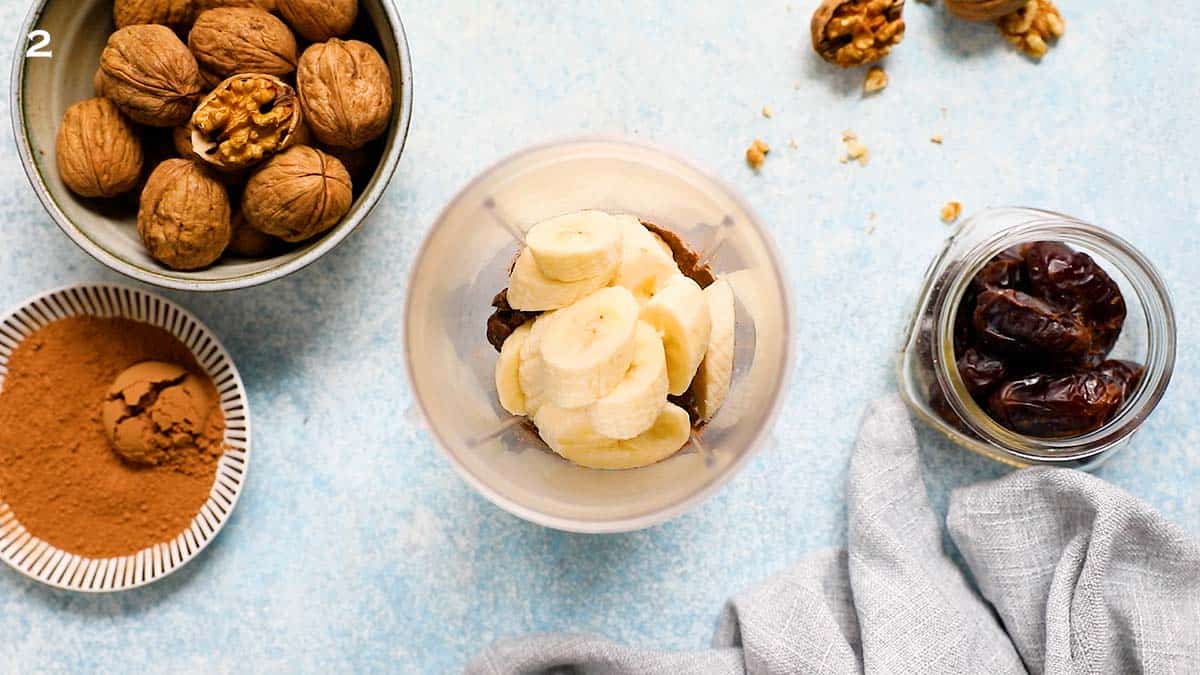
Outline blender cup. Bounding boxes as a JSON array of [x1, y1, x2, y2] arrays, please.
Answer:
[[405, 137, 791, 532]]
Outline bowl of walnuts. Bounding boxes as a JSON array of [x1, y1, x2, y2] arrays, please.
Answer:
[[11, 0, 412, 291]]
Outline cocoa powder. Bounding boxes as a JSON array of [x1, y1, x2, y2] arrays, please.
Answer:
[[0, 317, 224, 559]]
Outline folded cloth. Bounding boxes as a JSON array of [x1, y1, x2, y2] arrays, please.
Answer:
[[466, 397, 1200, 675]]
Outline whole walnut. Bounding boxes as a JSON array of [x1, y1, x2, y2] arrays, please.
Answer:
[[227, 210, 283, 257], [275, 0, 357, 42], [944, 0, 1029, 21], [138, 159, 232, 270], [189, 8, 298, 79], [113, 0, 197, 29], [98, 25, 203, 127], [297, 39, 393, 150], [196, 0, 276, 11], [56, 98, 144, 199], [242, 145, 352, 242]]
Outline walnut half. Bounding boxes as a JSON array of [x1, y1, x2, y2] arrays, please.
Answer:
[[998, 0, 1064, 59], [812, 0, 906, 67], [190, 73, 302, 171]]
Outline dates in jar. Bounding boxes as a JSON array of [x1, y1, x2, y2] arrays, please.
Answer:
[[944, 241, 1143, 437]]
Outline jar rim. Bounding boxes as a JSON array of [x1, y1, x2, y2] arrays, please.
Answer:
[[933, 208, 1176, 463]]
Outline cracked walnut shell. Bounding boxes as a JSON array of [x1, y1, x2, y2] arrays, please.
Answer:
[[242, 145, 352, 242], [999, 0, 1064, 58], [191, 73, 302, 170], [297, 39, 393, 150], [944, 0, 1029, 21], [189, 8, 298, 80], [275, 0, 358, 42], [98, 25, 203, 127], [812, 0, 906, 67], [56, 98, 144, 198], [138, 159, 232, 270]]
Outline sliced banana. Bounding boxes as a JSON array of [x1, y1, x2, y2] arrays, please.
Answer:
[[507, 248, 614, 311], [692, 278, 735, 421], [495, 322, 533, 415], [518, 311, 556, 415], [541, 402, 692, 470], [641, 275, 712, 395], [539, 286, 640, 408], [614, 216, 679, 303], [587, 321, 669, 439], [525, 210, 623, 282]]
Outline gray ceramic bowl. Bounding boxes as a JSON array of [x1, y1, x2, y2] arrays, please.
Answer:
[[11, 0, 413, 292]]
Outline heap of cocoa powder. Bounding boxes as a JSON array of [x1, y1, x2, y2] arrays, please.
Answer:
[[0, 317, 224, 559]]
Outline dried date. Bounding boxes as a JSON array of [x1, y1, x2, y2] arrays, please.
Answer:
[[957, 347, 1009, 397], [973, 289, 1091, 358], [487, 290, 540, 352], [987, 369, 1126, 437]]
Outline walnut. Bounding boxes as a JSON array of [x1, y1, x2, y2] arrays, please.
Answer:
[[137, 159, 232, 270], [196, 0, 276, 11], [190, 73, 302, 170], [998, 0, 1064, 58], [944, 0, 1028, 21], [56, 98, 144, 198], [113, 0, 197, 29], [941, 201, 963, 223], [864, 65, 888, 93], [275, 0, 358, 42], [189, 8, 297, 79], [98, 25, 203, 127], [745, 139, 769, 170], [812, 0, 905, 67], [297, 39, 393, 150], [227, 210, 282, 257], [242, 145, 352, 242]]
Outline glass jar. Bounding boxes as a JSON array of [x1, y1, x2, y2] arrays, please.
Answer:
[[898, 208, 1176, 471]]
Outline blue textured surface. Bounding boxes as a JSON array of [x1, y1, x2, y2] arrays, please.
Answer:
[[1, 1, 1198, 672]]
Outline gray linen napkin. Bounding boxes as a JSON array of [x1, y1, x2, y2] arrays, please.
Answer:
[[466, 397, 1200, 674]]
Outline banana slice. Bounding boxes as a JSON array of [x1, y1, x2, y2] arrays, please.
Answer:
[[539, 402, 692, 470], [507, 248, 614, 311], [587, 321, 669, 439], [539, 286, 640, 408], [692, 278, 735, 421], [495, 322, 533, 415], [518, 311, 556, 415], [614, 217, 678, 303], [525, 210, 623, 282], [641, 275, 712, 395]]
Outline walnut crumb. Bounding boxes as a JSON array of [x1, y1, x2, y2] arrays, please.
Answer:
[[930, 135, 944, 144], [746, 139, 770, 170], [762, 105, 774, 118], [788, 137, 799, 149], [841, 131, 870, 166], [863, 66, 888, 94], [941, 201, 963, 223], [999, 0, 1064, 59]]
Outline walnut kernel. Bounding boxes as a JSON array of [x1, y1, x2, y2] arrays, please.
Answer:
[[941, 201, 963, 223], [297, 39, 393, 150], [242, 146, 353, 242], [998, 0, 1064, 58], [746, 139, 770, 170], [191, 74, 302, 170], [812, 0, 906, 67], [864, 66, 888, 93], [98, 25, 202, 127], [137, 159, 232, 270], [56, 98, 144, 198], [189, 8, 298, 79]]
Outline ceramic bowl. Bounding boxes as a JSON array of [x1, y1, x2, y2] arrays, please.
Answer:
[[10, 0, 413, 291], [0, 284, 251, 592]]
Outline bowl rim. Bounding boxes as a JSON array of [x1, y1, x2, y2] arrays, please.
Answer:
[[9, 0, 414, 293], [404, 134, 794, 533], [0, 282, 252, 592]]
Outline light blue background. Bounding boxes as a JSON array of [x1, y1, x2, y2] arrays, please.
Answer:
[[0, 1, 1197, 672]]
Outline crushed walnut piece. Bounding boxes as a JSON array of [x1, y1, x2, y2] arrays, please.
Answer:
[[998, 0, 1064, 59], [811, 0, 906, 67], [746, 139, 770, 170], [930, 134, 944, 144], [941, 201, 963, 223], [840, 131, 870, 166], [864, 66, 888, 94], [762, 105, 774, 118]]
